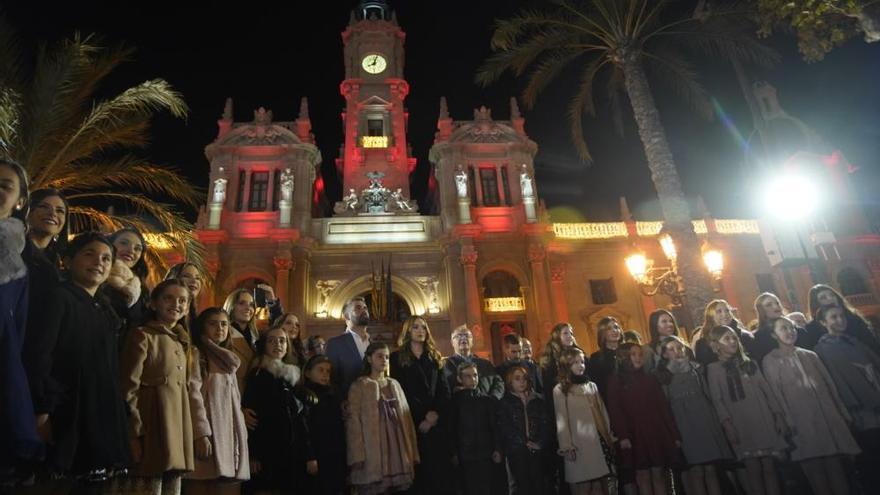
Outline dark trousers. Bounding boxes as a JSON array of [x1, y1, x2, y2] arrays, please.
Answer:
[[460, 458, 493, 495], [854, 427, 880, 493], [506, 450, 546, 495]]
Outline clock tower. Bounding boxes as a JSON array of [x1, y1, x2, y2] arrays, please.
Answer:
[[337, 0, 416, 202]]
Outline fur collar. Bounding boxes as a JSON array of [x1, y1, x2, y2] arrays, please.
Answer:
[[106, 259, 142, 307], [0, 218, 27, 285], [259, 358, 301, 386]]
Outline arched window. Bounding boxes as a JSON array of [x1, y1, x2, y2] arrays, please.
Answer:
[[482, 270, 521, 298], [837, 267, 870, 296]]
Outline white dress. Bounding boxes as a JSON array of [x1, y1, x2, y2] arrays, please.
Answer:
[[554, 382, 611, 483]]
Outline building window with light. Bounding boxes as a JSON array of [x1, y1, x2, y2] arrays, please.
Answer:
[[235, 170, 246, 212], [249, 171, 269, 211], [590, 278, 617, 305], [500, 165, 512, 206], [480, 168, 500, 206], [272, 169, 281, 211], [367, 118, 384, 136]]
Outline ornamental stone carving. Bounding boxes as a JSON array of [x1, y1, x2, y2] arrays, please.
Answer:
[[315, 280, 342, 313], [551, 263, 566, 283], [528, 243, 546, 264], [280, 168, 294, 202], [273, 257, 294, 272], [460, 245, 478, 266]]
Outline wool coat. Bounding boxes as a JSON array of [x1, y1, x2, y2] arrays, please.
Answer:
[[298, 381, 347, 495], [762, 347, 860, 460], [346, 376, 419, 486], [815, 333, 880, 431], [554, 382, 612, 483], [443, 353, 504, 399], [120, 321, 206, 476], [1, 220, 43, 465], [23, 281, 130, 474], [188, 344, 250, 481], [229, 326, 256, 394]]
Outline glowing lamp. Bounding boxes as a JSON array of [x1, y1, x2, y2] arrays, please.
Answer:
[[659, 234, 677, 261], [761, 172, 820, 221], [625, 253, 649, 283], [703, 248, 724, 279]]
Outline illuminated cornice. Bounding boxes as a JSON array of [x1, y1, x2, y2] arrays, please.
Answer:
[[484, 297, 525, 313], [553, 219, 760, 240]]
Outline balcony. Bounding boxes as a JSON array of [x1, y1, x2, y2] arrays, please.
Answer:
[[360, 136, 388, 148], [484, 297, 525, 313]]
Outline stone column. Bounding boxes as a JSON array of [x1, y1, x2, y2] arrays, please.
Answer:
[[528, 242, 553, 349], [273, 255, 295, 311], [550, 262, 570, 323], [459, 244, 483, 349]]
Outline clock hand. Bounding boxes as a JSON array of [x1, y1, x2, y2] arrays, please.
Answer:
[[371, 55, 378, 67]]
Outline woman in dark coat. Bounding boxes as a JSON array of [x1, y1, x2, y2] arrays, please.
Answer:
[[802, 284, 880, 353], [389, 316, 452, 495], [588, 316, 623, 399], [694, 299, 755, 367], [242, 326, 312, 493], [105, 227, 151, 343], [297, 355, 347, 495], [21, 188, 68, 305], [23, 232, 131, 485]]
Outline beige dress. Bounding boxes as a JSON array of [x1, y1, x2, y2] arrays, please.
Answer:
[[553, 382, 611, 483]]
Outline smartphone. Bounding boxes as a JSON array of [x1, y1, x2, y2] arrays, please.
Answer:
[[254, 286, 268, 308]]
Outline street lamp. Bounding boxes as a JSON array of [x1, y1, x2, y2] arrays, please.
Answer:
[[625, 236, 724, 307]]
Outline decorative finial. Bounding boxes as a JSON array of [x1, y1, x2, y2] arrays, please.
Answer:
[[619, 196, 633, 222], [439, 96, 449, 119], [298, 97, 310, 119], [510, 97, 521, 119], [474, 106, 492, 121], [222, 97, 233, 120], [254, 107, 273, 125]]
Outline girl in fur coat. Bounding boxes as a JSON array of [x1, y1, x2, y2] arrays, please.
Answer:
[[106, 227, 150, 345], [242, 326, 311, 494], [185, 308, 250, 495]]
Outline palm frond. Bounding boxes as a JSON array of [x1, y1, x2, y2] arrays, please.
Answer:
[[36, 79, 188, 185], [642, 49, 713, 120], [521, 48, 584, 108], [567, 56, 610, 162], [605, 66, 627, 136]]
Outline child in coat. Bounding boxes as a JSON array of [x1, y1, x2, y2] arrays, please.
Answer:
[[184, 308, 250, 495], [118, 279, 208, 495], [706, 325, 788, 495], [763, 316, 859, 495], [607, 343, 681, 495], [449, 362, 502, 495], [242, 326, 311, 494], [346, 342, 419, 494], [298, 355, 347, 495], [497, 364, 551, 495], [554, 347, 613, 495]]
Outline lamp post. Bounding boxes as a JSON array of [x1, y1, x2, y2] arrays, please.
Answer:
[[626, 234, 724, 334]]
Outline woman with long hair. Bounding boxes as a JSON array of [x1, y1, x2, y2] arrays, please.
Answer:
[[694, 299, 754, 367], [106, 226, 151, 342], [273, 312, 306, 367], [539, 322, 579, 397], [643, 309, 681, 372], [22, 188, 68, 299], [706, 325, 787, 495], [803, 283, 879, 353], [347, 342, 419, 494], [389, 315, 452, 494], [185, 307, 250, 494], [752, 293, 795, 365], [588, 316, 623, 399], [223, 289, 260, 392]]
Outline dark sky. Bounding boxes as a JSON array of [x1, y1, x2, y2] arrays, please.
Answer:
[[5, 1, 880, 223]]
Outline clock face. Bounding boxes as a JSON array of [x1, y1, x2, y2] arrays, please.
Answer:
[[361, 54, 387, 75]]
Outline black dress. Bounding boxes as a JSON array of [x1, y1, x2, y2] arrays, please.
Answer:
[[22, 281, 130, 476], [390, 350, 452, 495], [588, 347, 618, 400], [242, 364, 311, 492], [297, 381, 347, 495]]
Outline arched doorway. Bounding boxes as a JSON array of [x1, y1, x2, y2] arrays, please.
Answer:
[[482, 269, 526, 362]]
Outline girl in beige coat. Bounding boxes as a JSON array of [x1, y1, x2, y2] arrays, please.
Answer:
[[118, 279, 210, 495], [347, 342, 419, 494]]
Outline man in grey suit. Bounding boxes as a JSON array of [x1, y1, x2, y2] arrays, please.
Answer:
[[326, 296, 371, 400]]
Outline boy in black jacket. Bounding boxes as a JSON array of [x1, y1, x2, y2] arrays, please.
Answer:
[[449, 362, 502, 495], [497, 364, 551, 495]]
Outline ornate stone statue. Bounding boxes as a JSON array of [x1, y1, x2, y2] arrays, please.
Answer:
[[520, 164, 534, 198], [344, 189, 360, 211], [454, 167, 468, 199], [212, 177, 228, 204], [280, 168, 294, 202], [390, 188, 414, 211]]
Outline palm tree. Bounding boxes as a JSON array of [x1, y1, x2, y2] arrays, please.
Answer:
[[477, 0, 777, 330], [0, 22, 203, 283]]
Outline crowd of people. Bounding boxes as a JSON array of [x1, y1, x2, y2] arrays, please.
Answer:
[[3, 156, 880, 495]]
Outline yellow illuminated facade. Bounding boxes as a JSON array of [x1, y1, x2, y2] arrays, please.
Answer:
[[361, 136, 388, 148]]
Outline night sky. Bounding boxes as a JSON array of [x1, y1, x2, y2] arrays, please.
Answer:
[[5, 1, 880, 223]]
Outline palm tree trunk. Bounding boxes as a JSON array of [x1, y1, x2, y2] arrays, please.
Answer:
[[621, 55, 714, 335]]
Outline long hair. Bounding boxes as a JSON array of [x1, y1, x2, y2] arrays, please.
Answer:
[[223, 288, 258, 339], [701, 299, 743, 334], [360, 342, 390, 377], [755, 292, 787, 333], [540, 322, 577, 369], [707, 325, 757, 375], [0, 158, 29, 221], [596, 316, 621, 350], [807, 284, 870, 328], [27, 188, 69, 262], [300, 355, 334, 403], [648, 309, 679, 349], [165, 261, 201, 325], [191, 307, 231, 374], [109, 227, 149, 282], [253, 326, 289, 369], [654, 335, 697, 385], [503, 363, 532, 392], [557, 346, 587, 394], [271, 312, 306, 366], [147, 278, 194, 370], [395, 316, 443, 368]]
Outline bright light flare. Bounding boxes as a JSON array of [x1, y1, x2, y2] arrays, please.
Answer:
[[761, 172, 821, 221], [625, 253, 649, 283], [703, 248, 724, 278], [659, 234, 677, 261]]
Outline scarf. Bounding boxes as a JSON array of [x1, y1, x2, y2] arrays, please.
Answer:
[[0, 217, 26, 285], [667, 358, 692, 374], [722, 358, 747, 402], [200, 336, 241, 374], [259, 357, 301, 386], [571, 373, 588, 385], [106, 259, 142, 308]]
